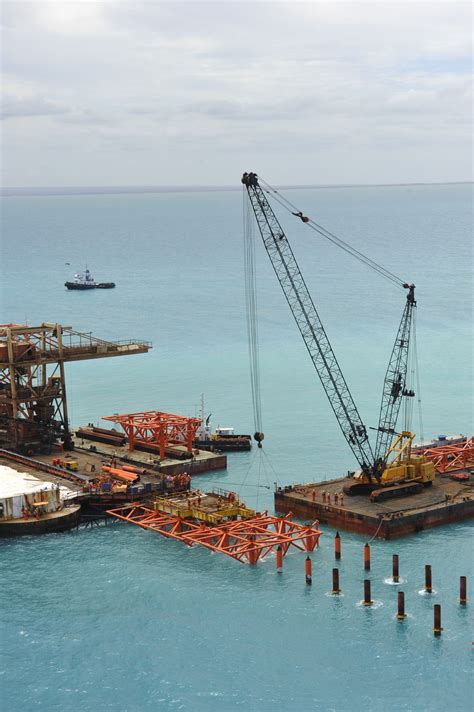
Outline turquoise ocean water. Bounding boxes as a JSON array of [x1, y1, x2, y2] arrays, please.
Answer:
[[0, 184, 472, 710]]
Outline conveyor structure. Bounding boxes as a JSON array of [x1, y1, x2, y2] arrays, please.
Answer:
[[0, 322, 151, 453]]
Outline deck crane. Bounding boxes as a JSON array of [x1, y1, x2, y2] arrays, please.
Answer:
[[241, 171, 434, 496]]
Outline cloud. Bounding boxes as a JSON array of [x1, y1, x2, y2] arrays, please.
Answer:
[[1, 95, 69, 120], [1, 1, 472, 186]]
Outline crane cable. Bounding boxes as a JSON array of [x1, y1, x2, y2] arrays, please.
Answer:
[[243, 189, 263, 445], [242, 189, 277, 509], [398, 307, 424, 441], [413, 310, 425, 443], [258, 176, 406, 289], [403, 317, 415, 433]]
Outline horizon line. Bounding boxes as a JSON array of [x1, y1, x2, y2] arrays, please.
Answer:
[[1, 180, 472, 198]]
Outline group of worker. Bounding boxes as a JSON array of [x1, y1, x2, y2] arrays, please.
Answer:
[[186, 490, 204, 509], [185, 490, 238, 511], [314, 490, 345, 507], [165, 472, 191, 491], [21, 505, 41, 520], [83, 478, 125, 494], [325, 491, 344, 507]]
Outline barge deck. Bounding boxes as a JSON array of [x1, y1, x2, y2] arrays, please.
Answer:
[[72, 434, 227, 476]]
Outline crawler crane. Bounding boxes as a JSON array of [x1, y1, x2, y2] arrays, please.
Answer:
[[241, 171, 434, 500]]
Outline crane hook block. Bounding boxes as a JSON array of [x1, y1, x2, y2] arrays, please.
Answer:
[[254, 431, 265, 446]]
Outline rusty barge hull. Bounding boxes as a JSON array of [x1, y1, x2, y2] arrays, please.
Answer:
[[274, 474, 474, 539]]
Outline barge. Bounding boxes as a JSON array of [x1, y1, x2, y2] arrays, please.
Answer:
[[0, 505, 81, 536], [0, 462, 81, 536], [275, 471, 474, 539], [73, 427, 227, 476]]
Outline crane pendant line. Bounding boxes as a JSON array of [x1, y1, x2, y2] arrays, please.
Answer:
[[242, 172, 376, 478], [375, 286, 416, 463]]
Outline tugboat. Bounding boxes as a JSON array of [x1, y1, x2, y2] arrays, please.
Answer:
[[193, 396, 252, 452], [65, 268, 115, 290]]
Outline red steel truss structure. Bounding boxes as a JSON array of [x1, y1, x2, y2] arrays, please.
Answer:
[[103, 411, 202, 458], [419, 438, 474, 473], [107, 505, 322, 564]]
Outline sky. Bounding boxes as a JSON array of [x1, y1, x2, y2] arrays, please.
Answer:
[[1, 0, 472, 187]]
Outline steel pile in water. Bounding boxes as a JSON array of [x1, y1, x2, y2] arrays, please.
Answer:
[[107, 505, 322, 564]]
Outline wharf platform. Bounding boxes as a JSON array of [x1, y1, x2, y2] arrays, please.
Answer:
[[274, 472, 474, 539], [72, 435, 227, 476], [0, 447, 189, 518]]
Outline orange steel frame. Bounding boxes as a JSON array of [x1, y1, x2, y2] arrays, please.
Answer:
[[420, 438, 474, 473], [107, 505, 322, 564], [103, 411, 201, 459]]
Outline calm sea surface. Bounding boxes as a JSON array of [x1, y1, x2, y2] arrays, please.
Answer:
[[0, 184, 473, 711]]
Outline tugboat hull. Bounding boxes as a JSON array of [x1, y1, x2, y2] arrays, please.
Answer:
[[65, 282, 95, 290], [65, 282, 115, 290]]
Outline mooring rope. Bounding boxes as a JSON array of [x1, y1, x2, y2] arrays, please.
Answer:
[[367, 516, 387, 542]]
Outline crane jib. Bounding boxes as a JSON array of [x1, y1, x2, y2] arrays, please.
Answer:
[[242, 172, 376, 476], [374, 285, 416, 464]]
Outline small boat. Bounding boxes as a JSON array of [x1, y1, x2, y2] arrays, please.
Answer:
[[192, 397, 252, 452], [65, 268, 115, 290], [194, 425, 252, 452]]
